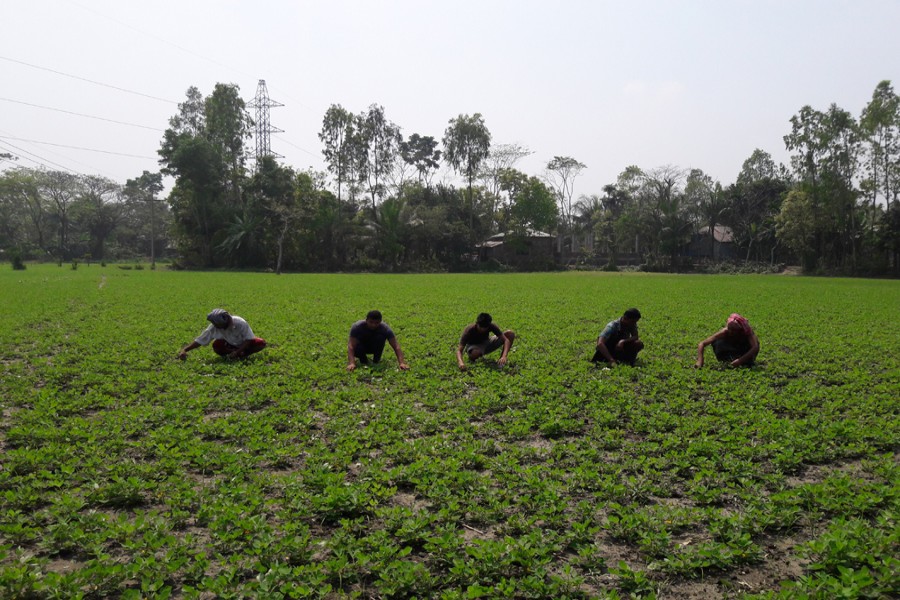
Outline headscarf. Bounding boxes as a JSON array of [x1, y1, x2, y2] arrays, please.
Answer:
[[726, 313, 752, 335], [207, 308, 232, 328]]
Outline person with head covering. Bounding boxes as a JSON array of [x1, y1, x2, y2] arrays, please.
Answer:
[[457, 312, 515, 371], [591, 308, 644, 366], [347, 310, 409, 371], [695, 313, 759, 368], [177, 309, 267, 360]]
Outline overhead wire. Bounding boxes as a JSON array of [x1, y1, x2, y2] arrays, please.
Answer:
[[69, 0, 257, 86], [0, 97, 163, 131], [0, 138, 80, 174], [2, 5, 321, 179], [272, 135, 319, 160], [66, 2, 320, 142], [0, 127, 122, 179], [0, 55, 177, 104], [0, 135, 157, 160]]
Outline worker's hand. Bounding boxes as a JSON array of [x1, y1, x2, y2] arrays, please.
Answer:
[[398, 362, 410, 371], [730, 359, 741, 367], [609, 359, 617, 367], [694, 359, 703, 368], [458, 362, 467, 371], [228, 351, 241, 360], [497, 356, 508, 367], [177, 351, 187, 361], [347, 362, 357, 372]]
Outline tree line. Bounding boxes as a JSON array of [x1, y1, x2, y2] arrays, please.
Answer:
[[2, 80, 898, 274], [0, 167, 168, 266]]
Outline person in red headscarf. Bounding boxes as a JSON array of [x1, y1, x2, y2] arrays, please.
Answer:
[[695, 313, 759, 368]]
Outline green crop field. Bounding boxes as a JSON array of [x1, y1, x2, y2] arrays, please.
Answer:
[[1, 265, 897, 599]]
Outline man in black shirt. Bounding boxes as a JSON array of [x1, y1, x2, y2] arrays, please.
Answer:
[[456, 312, 515, 371], [590, 307, 643, 366], [347, 310, 409, 371]]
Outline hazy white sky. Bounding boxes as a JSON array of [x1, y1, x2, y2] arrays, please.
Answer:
[[2, 0, 898, 196]]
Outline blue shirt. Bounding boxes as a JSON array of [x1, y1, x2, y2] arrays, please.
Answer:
[[600, 318, 638, 345]]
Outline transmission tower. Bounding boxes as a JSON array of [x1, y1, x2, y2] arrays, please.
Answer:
[[248, 79, 283, 163]]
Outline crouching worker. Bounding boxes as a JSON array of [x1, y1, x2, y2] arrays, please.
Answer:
[[457, 312, 515, 371], [695, 313, 759, 368], [591, 308, 644, 366], [347, 310, 409, 371], [177, 308, 267, 360]]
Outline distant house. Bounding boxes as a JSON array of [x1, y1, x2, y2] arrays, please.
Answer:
[[686, 224, 737, 260], [476, 229, 555, 268]]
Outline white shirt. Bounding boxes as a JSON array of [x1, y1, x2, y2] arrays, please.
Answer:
[[195, 315, 255, 346]]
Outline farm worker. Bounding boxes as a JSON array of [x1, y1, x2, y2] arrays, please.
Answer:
[[347, 310, 409, 371], [177, 309, 267, 360], [590, 308, 644, 366], [695, 313, 759, 368], [457, 312, 515, 371]]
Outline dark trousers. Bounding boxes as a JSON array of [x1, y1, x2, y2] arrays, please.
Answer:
[[591, 339, 643, 365], [355, 339, 387, 364], [712, 338, 753, 364]]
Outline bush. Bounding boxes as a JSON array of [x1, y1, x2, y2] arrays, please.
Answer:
[[10, 251, 26, 271]]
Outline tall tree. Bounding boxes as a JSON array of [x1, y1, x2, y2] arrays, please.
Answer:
[[247, 156, 299, 274], [370, 196, 413, 270], [75, 175, 122, 261], [736, 148, 779, 186], [399, 133, 441, 187], [168, 86, 205, 135], [728, 149, 789, 262], [124, 171, 164, 267], [499, 169, 557, 234], [357, 104, 401, 212], [159, 85, 252, 266], [776, 189, 818, 270], [479, 143, 533, 231], [318, 104, 356, 203], [860, 80, 900, 220], [684, 169, 727, 260], [37, 170, 81, 261], [442, 113, 492, 230], [159, 134, 226, 266], [784, 103, 862, 269], [545, 156, 586, 253], [0, 168, 48, 253], [589, 184, 631, 268], [878, 202, 900, 275], [204, 83, 253, 210], [641, 166, 690, 268]]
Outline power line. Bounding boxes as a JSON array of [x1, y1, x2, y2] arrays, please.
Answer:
[[0, 139, 79, 174], [0, 135, 157, 159], [0, 55, 177, 104], [272, 134, 319, 160], [38, 5, 321, 169], [0, 97, 164, 131], [67, 1, 316, 113], [70, 0, 253, 82], [0, 127, 123, 179]]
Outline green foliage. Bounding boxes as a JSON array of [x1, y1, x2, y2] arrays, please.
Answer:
[[0, 267, 897, 597], [9, 250, 25, 270]]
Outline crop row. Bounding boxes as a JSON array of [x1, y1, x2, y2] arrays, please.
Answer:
[[0, 266, 897, 598]]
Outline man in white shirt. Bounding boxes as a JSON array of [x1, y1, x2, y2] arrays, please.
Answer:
[[177, 308, 267, 360]]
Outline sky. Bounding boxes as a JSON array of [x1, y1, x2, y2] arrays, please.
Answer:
[[2, 0, 899, 197]]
